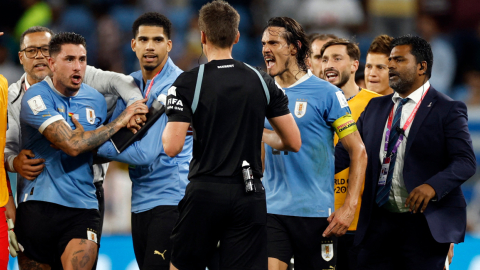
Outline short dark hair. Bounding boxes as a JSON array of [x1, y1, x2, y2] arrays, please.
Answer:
[[321, 38, 360, 61], [199, 0, 240, 48], [308, 33, 338, 45], [132, 12, 172, 39], [367, 34, 393, 56], [265, 17, 311, 72], [20, 26, 55, 49], [49, 32, 87, 57], [391, 35, 434, 78]]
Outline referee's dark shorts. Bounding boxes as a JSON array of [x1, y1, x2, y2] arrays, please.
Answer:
[[170, 176, 267, 270]]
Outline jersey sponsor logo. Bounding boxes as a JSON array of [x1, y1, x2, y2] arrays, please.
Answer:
[[321, 242, 334, 261], [217, 64, 234, 69], [27, 95, 47, 115], [335, 91, 348, 108], [86, 108, 95, 124], [87, 229, 98, 243], [167, 86, 177, 96], [154, 250, 167, 260], [167, 97, 184, 111], [294, 100, 308, 118]]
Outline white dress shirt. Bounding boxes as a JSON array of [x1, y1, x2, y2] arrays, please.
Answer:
[[378, 81, 430, 212]]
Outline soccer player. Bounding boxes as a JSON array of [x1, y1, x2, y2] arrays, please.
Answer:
[[308, 33, 337, 79], [321, 38, 381, 269], [163, 2, 300, 269], [261, 17, 367, 270], [96, 12, 191, 270], [4, 26, 144, 264], [365, 35, 394, 96], [15, 32, 148, 270]]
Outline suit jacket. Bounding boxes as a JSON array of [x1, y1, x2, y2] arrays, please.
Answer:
[[335, 86, 476, 245]]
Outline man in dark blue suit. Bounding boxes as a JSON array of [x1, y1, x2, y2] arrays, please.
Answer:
[[335, 35, 476, 270]]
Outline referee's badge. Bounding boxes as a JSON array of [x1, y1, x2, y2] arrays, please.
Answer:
[[321, 242, 334, 261], [294, 101, 307, 118], [86, 108, 95, 124]]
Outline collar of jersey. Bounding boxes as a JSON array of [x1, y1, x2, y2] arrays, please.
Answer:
[[287, 69, 312, 89], [44, 76, 79, 98]]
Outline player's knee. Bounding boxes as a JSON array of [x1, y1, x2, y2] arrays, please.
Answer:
[[62, 239, 98, 270]]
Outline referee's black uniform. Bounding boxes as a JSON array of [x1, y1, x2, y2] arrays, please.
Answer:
[[166, 59, 290, 270]]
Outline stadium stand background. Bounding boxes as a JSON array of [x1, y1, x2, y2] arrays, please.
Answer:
[[1, 0, 480, 269]]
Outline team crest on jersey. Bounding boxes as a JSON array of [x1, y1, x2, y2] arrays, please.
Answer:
[[321, 242, 334, 261], [294, 100, 308, 118], [87, 228, 98, 243], [86, 108, 95, 124]]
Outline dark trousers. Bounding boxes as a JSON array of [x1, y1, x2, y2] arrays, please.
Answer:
[[131, 205, 179, 270], [356, 206, 450, 270], [337, 233, 357, 270]]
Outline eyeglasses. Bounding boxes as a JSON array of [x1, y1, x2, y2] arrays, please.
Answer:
[[20, 46, 50, 58]]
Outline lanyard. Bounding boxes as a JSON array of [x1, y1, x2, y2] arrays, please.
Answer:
[[383, 87, 430, 155], [145, 68, 163, 98]]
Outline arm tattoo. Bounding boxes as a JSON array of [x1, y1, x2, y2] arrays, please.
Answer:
[[44, 115, 125, 156]]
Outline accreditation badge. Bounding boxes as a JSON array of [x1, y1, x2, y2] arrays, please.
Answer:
[[294, 101, 307, 118], [321, 242, 334, 261], [86, 108, 95, 124], [378, 157, 391, 186]]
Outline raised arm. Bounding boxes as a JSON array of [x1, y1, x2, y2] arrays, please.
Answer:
[[84, 65, 143, 106], [263, 114, 301, 152], [43, 100, 148, 157]]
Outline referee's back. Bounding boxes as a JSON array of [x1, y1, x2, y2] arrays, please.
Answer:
[[167, 59, 289, 180]]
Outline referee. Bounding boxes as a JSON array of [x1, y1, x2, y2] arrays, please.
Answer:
[[162, 1, 301, 269]]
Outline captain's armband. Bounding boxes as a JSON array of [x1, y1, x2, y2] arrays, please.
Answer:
[[332, 114, 357, 139]]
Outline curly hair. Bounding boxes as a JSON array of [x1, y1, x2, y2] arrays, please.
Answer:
[[265, 17, 311, 72], [132, 12, 172, 39]]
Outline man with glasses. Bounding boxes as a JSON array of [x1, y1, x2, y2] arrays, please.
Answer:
[[5, 26, 144, 269]]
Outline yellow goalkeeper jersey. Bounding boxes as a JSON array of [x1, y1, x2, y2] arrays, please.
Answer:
[[334, 88, 381, 231], [0, 75, 8, 207]]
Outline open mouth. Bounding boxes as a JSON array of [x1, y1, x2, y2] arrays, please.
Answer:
[[144, 54, 157, 62], [33, 63, 48, 70], [325, 70, 338, 82], [71, 74, 82, 84], [264, 56, 275, 69]]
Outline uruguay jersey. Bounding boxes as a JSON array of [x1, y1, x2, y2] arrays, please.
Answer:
[[97, 58, 191, 213], [263, 72, 351, 217], [20, 77, 106, 209]]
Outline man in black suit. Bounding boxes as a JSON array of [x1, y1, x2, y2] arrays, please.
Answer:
[[335, 35, 476, 270]]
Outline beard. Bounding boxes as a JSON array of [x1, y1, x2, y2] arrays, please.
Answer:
[[389, 67, 417, 95], [334, 70, 351, 89], [143, 63, 160, 71]]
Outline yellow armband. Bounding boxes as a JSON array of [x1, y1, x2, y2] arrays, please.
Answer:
[[332, 114, 357, 139]]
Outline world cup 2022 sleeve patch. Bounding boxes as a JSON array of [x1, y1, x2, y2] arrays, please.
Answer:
[[332, 114, 357, 139]]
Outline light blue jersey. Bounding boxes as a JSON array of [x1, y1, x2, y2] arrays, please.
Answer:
[[263, 73, 351, 217], [20, 77, 107, 209], [97, 58, 192, 213]]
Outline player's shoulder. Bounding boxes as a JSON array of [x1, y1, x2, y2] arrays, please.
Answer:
[[81, 83, 104, 99], [303, 75, 340, 95], [359, 88, 382, 98], [24, 80, 51, 99]]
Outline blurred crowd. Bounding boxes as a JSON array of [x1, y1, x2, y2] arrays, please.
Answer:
[[1, 0, 480, 234]]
